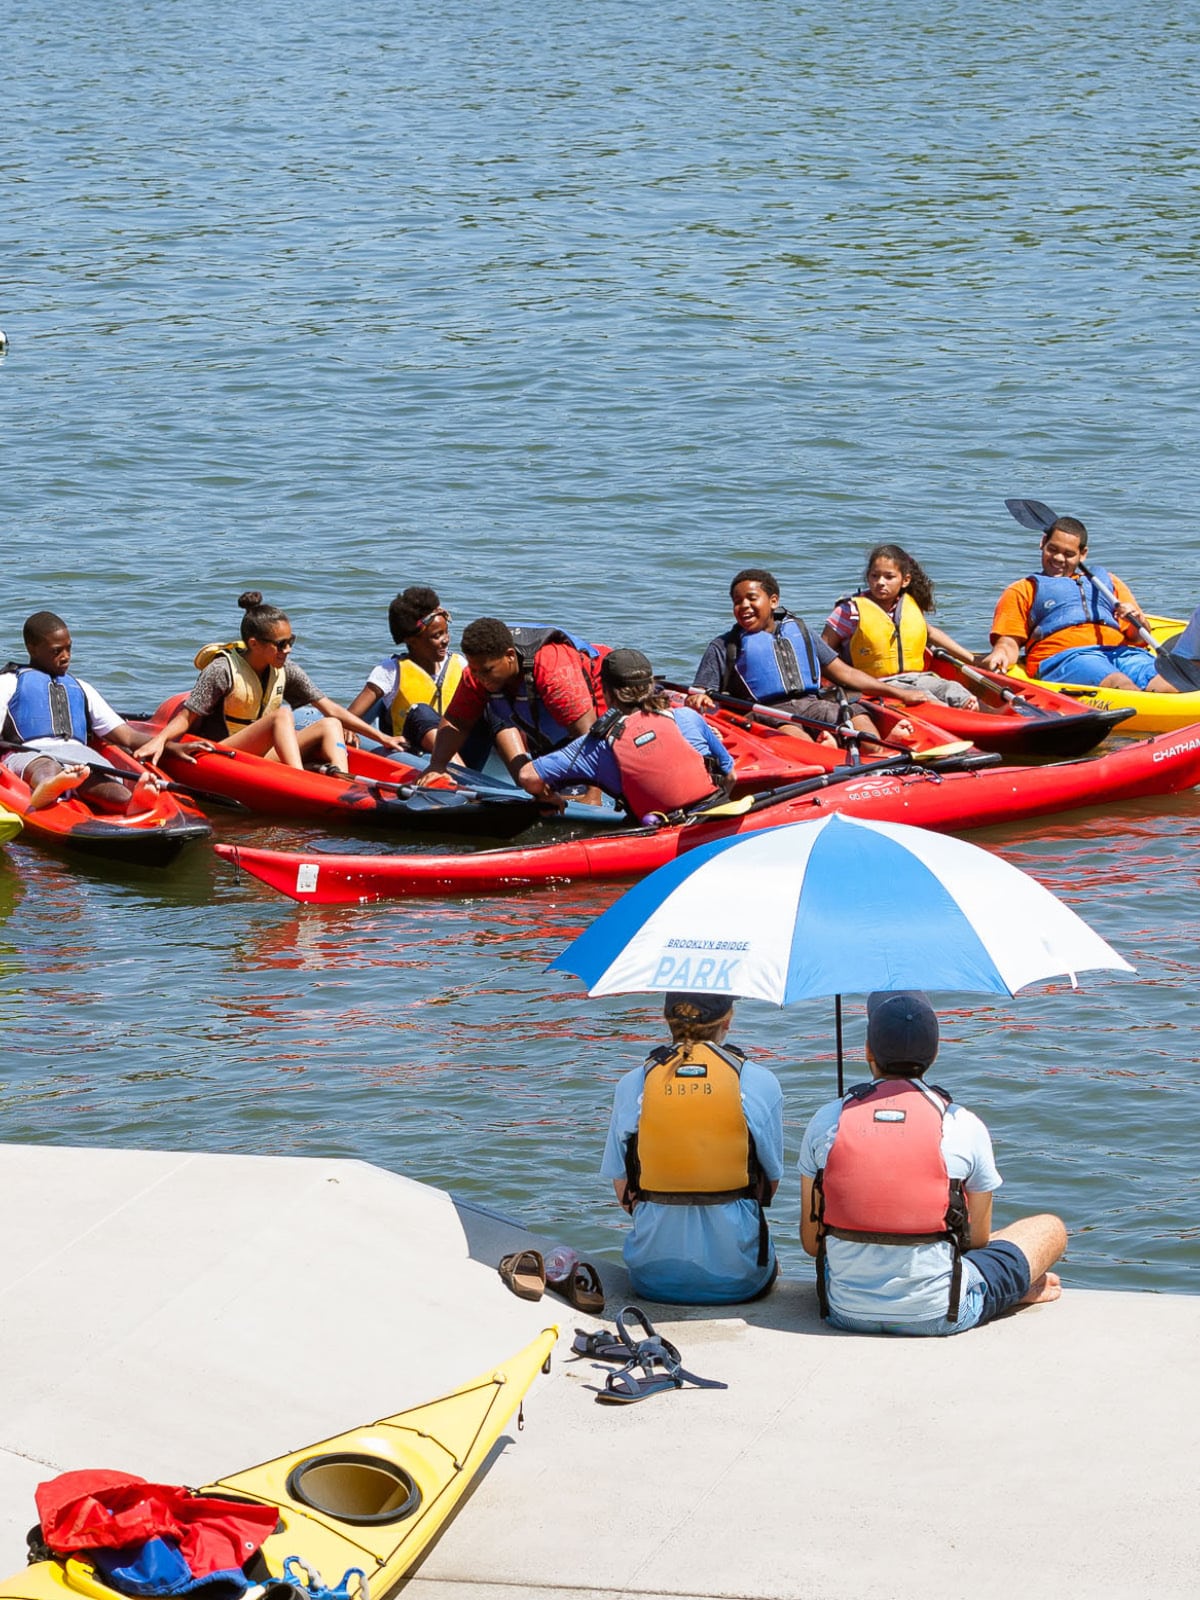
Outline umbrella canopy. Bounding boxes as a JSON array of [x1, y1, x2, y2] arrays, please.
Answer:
[[549, 813, 1132, 1010]]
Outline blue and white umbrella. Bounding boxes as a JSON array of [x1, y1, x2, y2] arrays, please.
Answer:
[[549, 813, 1133, 1085]]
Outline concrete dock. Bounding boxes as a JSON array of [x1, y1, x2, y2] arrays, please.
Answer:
[[1, 1143, 1194, 1599]]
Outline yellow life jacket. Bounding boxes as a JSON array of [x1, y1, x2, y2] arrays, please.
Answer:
[[193, 641, 287, 732], [387, 651, 465, 736], [848, 593, 929, 677], [628, 1042, 759, 1203]]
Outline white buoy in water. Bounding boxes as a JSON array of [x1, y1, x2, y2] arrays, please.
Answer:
[[0, 330, 7, 353]]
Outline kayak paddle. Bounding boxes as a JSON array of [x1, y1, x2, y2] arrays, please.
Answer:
[[927, 647, 1051, 720]]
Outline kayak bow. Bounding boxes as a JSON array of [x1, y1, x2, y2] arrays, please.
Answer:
[[0, 1327, 558, 1600]]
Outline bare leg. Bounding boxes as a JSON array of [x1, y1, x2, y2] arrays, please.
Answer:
[[779, 722, 831, 745], [1145, 673, 1181, 694], [296, 717, 349, 773], [1098, 671, 1139, 691], [990, 1213, 1068, 1304], [223, 707, 303, 768]]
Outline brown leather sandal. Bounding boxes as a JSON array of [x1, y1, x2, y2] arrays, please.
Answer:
[[548, 1260, 605, 1315], [497, 1249, 545, 1302]]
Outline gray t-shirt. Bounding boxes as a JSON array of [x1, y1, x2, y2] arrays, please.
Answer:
[[185, 657, 323, 739]]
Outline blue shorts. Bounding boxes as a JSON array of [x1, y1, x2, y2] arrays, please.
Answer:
[[402, 703, 442, 748], [1037, 644, 1158, 689], [966, 1239, 1032, 1324]]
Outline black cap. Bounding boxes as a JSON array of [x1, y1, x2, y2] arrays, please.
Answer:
[[867, 991, 939, 1069], [664, 991, 735, 1023], [601, 648, 655, 690]]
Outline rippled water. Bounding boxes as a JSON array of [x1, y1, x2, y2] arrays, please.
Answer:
[[2, 1, 1198, 1294]]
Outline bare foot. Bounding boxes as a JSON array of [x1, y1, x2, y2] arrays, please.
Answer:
[[1021, 1271, 1062, 1306], [28, 764, 89, 811], [125, 773, 162, 815]]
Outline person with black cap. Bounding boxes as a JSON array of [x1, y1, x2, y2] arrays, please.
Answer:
[[599, 992, 784, 1304], [513, 648, 735, 824], [798, 991, 1067, 1335]]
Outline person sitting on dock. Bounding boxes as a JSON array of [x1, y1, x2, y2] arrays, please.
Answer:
[[417, 618, 609, 784], [602, 993, 783, 1305], [799, 991, 1067, 1336], [822, 545, 980, 711], [686, 569, 934, 747], [514, 648, 735, 824], [137, 591, 404, 772], [981, 516, 1178, 691], [0, 611, 173, 813], [346, 586, 475, 755]]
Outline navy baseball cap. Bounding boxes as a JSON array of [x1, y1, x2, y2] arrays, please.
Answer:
[[867, 990, 939, 1069], [664, 992, 735, 1023]]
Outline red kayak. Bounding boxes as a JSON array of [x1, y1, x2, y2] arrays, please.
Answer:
[[0, 744, 211, 867], [911, 653, 1134, 758], [697, 696, 979, 791], [213, 722, 1200, 903], [698, 674, 1129, 767], [133, 703, 547, 838]]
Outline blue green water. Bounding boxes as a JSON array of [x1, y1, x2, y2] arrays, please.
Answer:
[[2, 1, 1198, 1294]]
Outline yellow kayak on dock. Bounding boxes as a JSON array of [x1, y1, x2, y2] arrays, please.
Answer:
[[1010, 615, 1200, 735], [1, 1325, 558, 1600]]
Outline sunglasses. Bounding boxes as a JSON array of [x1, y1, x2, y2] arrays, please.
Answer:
[[409, 608, 450, 636], [259, 635, 297, 651]]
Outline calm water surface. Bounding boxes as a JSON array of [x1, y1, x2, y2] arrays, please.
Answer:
[[2, 1, 1198, 1294]]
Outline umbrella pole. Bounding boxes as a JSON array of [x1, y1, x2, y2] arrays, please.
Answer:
[[835, 994, 844, 1095]]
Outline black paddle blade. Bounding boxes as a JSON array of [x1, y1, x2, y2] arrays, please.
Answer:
[[1005, 497, 1057, 533]]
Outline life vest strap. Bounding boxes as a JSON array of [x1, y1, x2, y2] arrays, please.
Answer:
[[823, 1226, 955, 1246], [637, 1185, 759, 1206]]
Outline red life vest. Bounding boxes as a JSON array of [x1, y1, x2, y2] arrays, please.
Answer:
[[814, 1078, 970, 1321], [603, 709, 716, 820]]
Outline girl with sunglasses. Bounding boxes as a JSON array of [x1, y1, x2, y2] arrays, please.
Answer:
[[139, 591, 402, 770]]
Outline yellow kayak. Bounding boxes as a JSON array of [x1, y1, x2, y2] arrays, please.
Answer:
[[1, 1325, 558, 1600], [1010, 615, 1200, 735], [0, 806, 21, 845]]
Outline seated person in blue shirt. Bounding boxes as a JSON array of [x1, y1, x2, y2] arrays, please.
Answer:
[[601, 992, 784, 1305], [513, 648, 735, 824], [799, 991, 1067, 1336], [686, 568, 934, 746]]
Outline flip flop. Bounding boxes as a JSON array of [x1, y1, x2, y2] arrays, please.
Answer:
[[497, 1249, 545, 1302], [547, 1260, 605, 1315]]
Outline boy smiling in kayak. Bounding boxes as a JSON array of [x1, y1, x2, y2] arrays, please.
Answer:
[[687, 569, 935, 745], [982, 516, 1177, 691]]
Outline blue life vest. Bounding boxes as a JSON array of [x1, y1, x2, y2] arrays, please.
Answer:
[[502, 626, 607, 755], [1026, 568, 1120, 647], [3, 667, 90, 743], [722, 611, 822, 702]]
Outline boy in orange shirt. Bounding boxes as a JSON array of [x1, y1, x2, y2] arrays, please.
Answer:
[[982, 516, 1177, 691]]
